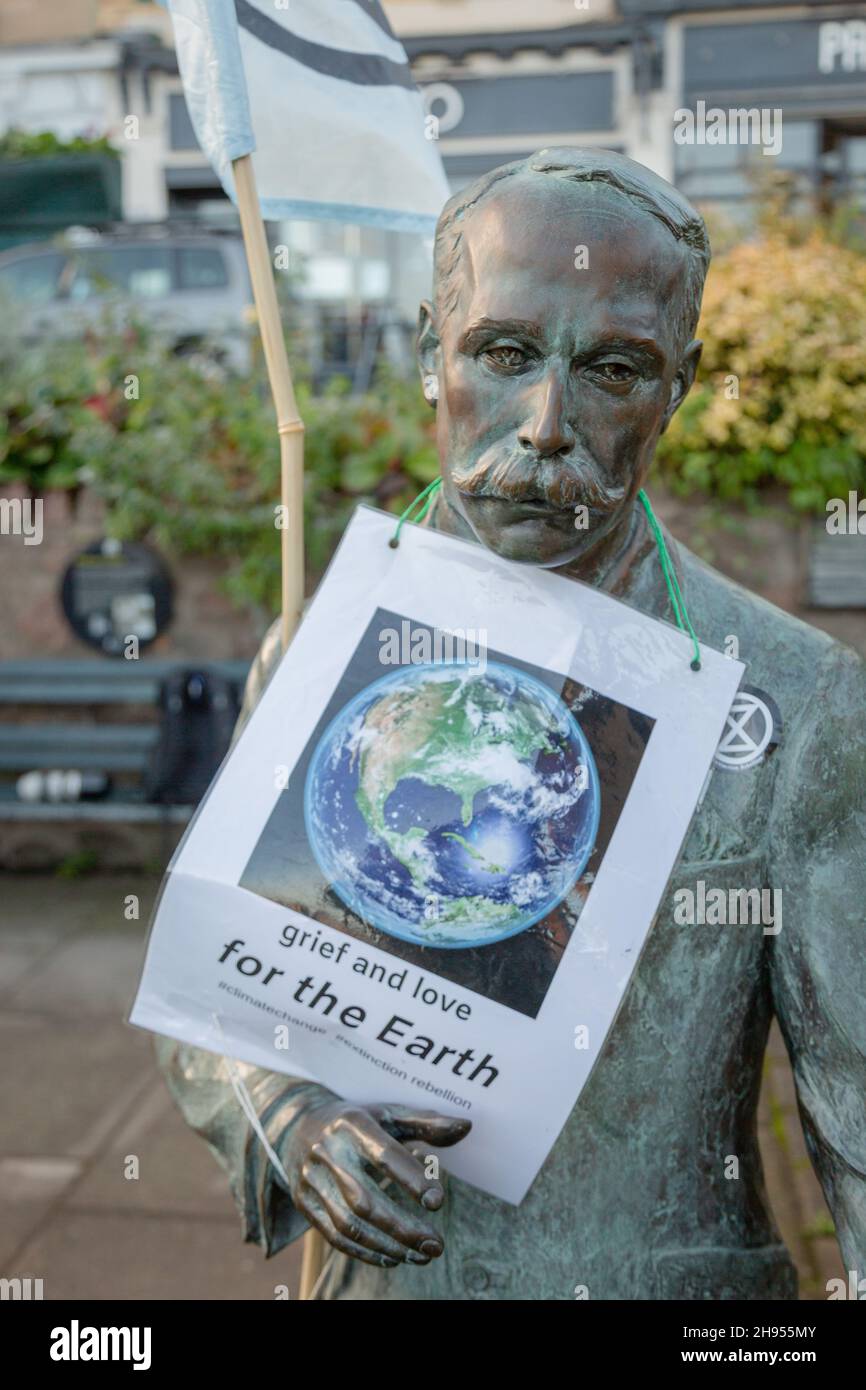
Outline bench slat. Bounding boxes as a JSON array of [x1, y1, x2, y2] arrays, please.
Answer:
[[0, 660, 251, 704], [0, 659, 251, 827], [0, 724, 157, 771], [0, 799, 192, 823]]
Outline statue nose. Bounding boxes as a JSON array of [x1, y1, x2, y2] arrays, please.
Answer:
[[518, 376, 575, 458]]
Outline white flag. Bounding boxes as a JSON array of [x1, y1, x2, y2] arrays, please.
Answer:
[[166, 0, 450, 231]]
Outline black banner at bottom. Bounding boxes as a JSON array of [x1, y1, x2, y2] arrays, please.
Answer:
[[2, 1295, 861, 1373]]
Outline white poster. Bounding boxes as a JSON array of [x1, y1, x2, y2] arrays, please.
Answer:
[[130, 506, 744, 1204]]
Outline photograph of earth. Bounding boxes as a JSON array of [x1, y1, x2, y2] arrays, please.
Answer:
[[240, 608, 654, 1018]]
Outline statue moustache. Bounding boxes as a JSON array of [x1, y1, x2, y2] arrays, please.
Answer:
[[450, 448, 626, 515]]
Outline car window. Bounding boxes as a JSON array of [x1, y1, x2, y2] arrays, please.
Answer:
[[68, 247, 173, 301], [0, 253, 64, 304], [177, 246, 229, 291]]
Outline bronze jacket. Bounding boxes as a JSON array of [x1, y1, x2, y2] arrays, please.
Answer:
[[156, 532, 866, 1300]]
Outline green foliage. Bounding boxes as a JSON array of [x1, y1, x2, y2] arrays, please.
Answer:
[[0, 324, 437, 615], [55, 849, 100, 879], [656, 218, 866, 511], [0, 341, 100, 492], [0, 129, 118, 160]]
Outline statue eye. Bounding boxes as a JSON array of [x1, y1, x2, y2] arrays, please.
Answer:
[[482, 345, 527, 370], [591, 361, 638, 385]]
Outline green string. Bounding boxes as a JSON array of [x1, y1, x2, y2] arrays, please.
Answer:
[[389, 478, 701, 671], [638, 488, 701, 671], [388, 476, 442, 548]]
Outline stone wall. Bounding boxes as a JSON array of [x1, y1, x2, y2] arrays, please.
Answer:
[[0, 484, 266, 663]]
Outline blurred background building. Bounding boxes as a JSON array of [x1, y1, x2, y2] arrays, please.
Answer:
[[1, 0, 864, 371]]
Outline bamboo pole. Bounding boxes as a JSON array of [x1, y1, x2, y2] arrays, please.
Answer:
[[299, 1228, 328, 1300], [232, 154, 304, 651], [231, 153, 322, 1297]]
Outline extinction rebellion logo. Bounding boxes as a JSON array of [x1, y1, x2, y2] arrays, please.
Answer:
[[713, 687, 780, 772]]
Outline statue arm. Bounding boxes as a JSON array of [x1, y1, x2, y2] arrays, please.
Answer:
[[155, 1034, 333, 1255], [769, 642, 866, 1274], [154, 619, 333, 1257]]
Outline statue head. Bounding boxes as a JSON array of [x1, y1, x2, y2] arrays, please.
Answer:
[[417, 147, 710, 567]]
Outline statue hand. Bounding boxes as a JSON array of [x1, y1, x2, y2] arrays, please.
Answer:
[[279, 1098, 471, 1268]]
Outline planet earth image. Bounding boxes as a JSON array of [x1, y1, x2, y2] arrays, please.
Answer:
[[304, 660, 600, 949]]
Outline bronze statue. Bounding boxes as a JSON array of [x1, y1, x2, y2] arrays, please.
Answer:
[[157, 148, 866, 1299]]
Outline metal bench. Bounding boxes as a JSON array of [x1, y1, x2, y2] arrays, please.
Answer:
[[808, 524, 866, 608], [0, 659, 250, 826]]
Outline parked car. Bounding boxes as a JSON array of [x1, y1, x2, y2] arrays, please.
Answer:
[[0, 224, 254, 371]]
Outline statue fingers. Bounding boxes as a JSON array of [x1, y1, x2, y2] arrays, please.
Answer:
[[315, 1144, 444, 1258], [403, 1139, 447, 1175], [367, 1103, 472, 1148], [350, 1115, 447, 1211], [297, 1188, 399, 1268], [395, 1138, 450, 1203], [299, 1168, 427, 1266]]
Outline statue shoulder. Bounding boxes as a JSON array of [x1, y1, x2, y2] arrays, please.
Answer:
[[774, 638, 866, 816], [677, 542, 850, 691], [674, 542, 866, 807]]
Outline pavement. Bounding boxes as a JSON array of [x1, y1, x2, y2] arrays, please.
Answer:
[[0, 872, 845, 1302], [0, 874, 301, 1300]]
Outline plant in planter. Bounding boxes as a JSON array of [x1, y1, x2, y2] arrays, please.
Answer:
[[0, 339, 104, 500], [655, 216, 866, 513], [65, 325, 438, 614]]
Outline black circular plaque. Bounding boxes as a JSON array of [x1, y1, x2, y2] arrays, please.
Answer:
[[60, 538, 173, 656]]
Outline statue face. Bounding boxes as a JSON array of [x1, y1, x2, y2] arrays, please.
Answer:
[[419, 178, 701, 567]]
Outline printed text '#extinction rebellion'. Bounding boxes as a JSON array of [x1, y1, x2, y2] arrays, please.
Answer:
[[217, 930, 499, 1094], [218, 982, 474, 1110]]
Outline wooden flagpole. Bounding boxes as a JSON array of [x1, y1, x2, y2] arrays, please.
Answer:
[[232, 154, 304, 650], [231, 152, 325, 1298]]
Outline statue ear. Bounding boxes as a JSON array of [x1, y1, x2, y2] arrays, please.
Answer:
[[661, 339, 702, 433], [416, 300, 440, 400]]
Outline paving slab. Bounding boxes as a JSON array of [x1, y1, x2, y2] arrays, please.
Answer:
[[0, 891, 72, 998], [70, 1077, 242, 1219], [1, 874, 159, 935], [0, 1196, 62, 1271], [6, 929, 145, 1017], [0, 1013, 153, 1158], [0, 1157, 84, 1268], [7, 1210, 301, 1300], [0, 946, 51, 996]]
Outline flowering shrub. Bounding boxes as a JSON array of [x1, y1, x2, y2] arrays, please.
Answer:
[[656, 226, 866, 510]]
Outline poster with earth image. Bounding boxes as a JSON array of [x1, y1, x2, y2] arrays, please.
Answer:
[[240, 607, 654, 1019], [130, 508, 744, 1202]]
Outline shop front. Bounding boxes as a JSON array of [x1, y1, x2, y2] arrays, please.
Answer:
[[674, 11, 866, 222]]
